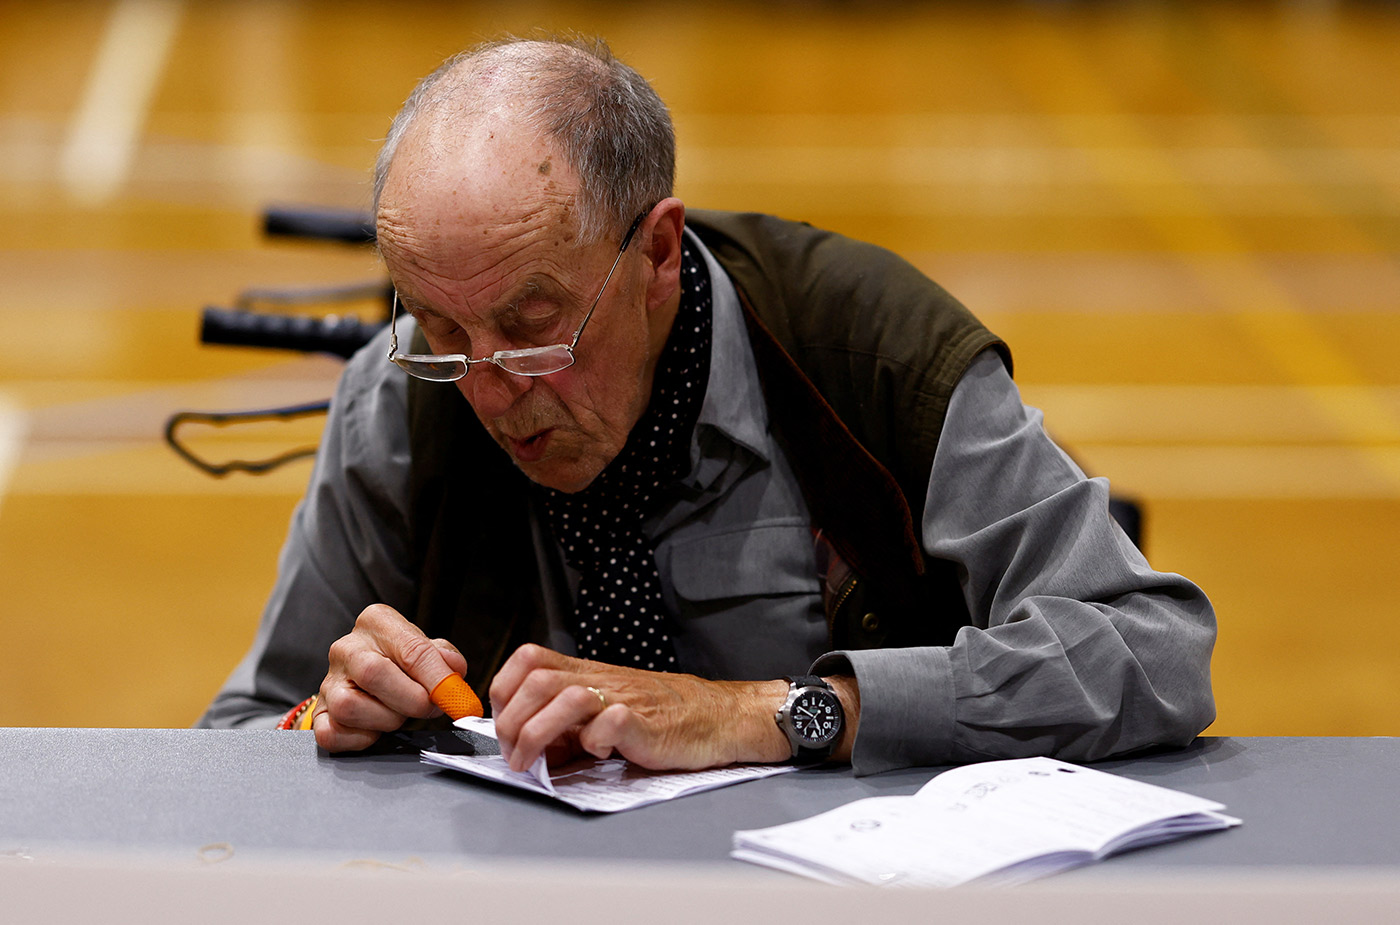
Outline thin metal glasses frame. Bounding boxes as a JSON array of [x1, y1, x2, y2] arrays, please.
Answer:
[[386, 213, 646, 382]]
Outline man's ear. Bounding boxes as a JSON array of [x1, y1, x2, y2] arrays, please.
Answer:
[[641, 197, 686, 314]]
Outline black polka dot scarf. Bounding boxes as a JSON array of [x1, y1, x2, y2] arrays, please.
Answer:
[[539, 237, 713, 669]]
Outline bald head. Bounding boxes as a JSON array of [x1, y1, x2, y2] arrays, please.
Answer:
[[374, 37, 674, 246]]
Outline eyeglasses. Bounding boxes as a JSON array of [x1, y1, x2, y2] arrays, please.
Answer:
[[387, 213, 645, 382]]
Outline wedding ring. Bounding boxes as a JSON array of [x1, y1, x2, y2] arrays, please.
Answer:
[[586, 686, 607, 709]]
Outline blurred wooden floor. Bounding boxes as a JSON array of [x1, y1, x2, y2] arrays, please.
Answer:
[[1, 0, 1397, 735]]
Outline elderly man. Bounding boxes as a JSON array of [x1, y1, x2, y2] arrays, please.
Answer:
[[199, 37, 1216, 776]]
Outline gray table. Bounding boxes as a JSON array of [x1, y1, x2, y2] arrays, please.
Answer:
[[4, 730, 1399, 922]]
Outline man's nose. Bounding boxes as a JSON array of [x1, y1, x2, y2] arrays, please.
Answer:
[[459, 361, 533, 418]]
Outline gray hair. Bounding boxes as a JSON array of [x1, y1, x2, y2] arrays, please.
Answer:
[[373, 36, 675, 245]]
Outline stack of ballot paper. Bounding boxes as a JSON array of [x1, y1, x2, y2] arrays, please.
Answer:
[[422, 717, 797, 813], [731, 756, 1240, 887]]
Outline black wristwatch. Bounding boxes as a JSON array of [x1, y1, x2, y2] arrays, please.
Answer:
[[774, 675, 845, 763]]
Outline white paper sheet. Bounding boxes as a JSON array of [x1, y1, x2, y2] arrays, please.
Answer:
[[421, 717, 797, 813]]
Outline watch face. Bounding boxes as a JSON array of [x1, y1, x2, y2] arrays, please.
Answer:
[[791, 689, 842, 746]]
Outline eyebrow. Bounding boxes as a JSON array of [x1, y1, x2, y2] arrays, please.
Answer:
[[400, 274, 570, 324]]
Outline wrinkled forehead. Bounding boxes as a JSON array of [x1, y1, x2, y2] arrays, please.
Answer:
[[374, 124, 590, 318], [377, 107, 582, 259]]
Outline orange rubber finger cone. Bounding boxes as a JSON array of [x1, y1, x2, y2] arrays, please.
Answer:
[[430, 674, 484, 720]]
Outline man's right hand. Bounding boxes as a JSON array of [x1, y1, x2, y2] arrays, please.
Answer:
[[312, 603, 468, 752]]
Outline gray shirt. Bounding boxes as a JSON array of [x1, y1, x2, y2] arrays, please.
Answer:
[[199, 232, 1216, 776]]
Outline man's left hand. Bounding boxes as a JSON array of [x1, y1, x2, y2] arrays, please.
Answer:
[[488, 644, 797, 772]]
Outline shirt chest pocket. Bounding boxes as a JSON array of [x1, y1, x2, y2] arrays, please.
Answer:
[[662, 523, 822, 606], [658, 526, 830, 679]]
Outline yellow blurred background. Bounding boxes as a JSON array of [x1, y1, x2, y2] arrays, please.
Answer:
[[1, 0, 1396, 735]]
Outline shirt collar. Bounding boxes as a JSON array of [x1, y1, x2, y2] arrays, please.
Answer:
[[683, 226, 772, 489]]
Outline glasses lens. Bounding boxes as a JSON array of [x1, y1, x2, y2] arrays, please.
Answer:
[[392, 355, 468, 382], [498, 347, 575, 376]]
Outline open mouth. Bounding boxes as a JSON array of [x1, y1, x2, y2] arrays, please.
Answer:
[[509, 428, 552, 463]]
